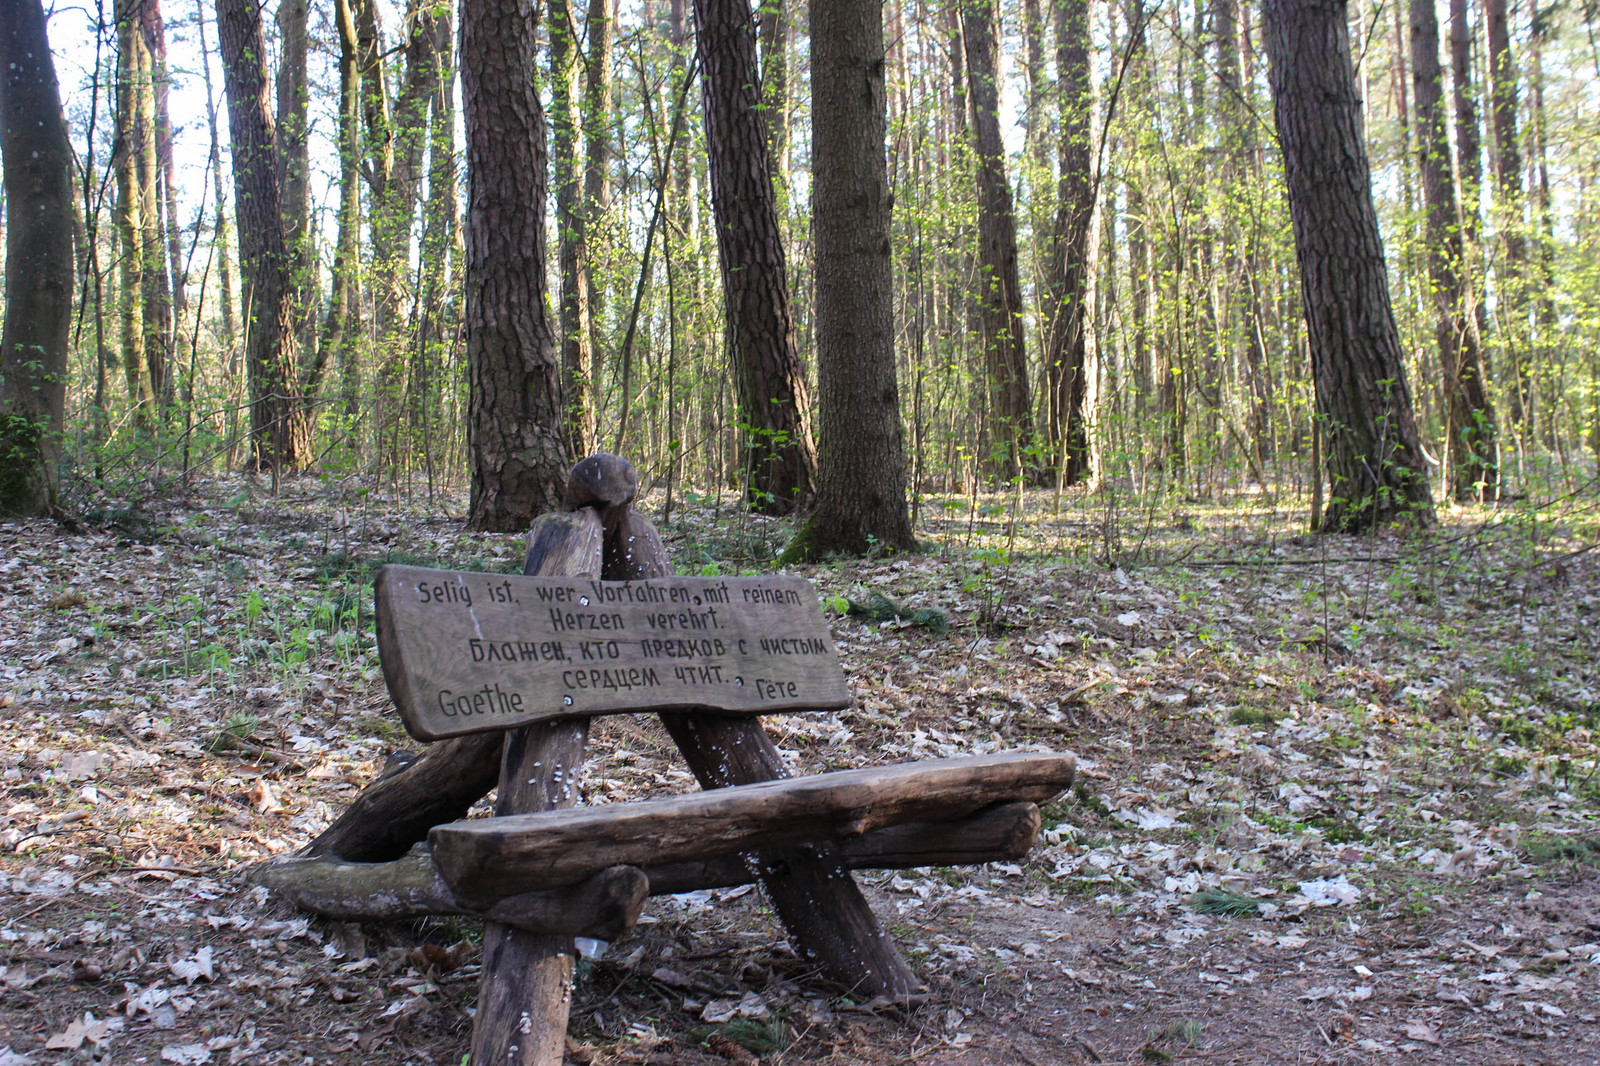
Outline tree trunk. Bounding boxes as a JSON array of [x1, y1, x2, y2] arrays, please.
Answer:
[[134, 0, 171, 412], [0, 0, 74, 515], [114, 0, 156, 422], [1260, 0, 1434, 531], [196, 0, 236, 357], [275, 0, 315, 383], [414, 7, 457, 465], [1525, 0, 1557, 443], [583, 0, 616, 402], [781, 0, 914, 561], [462, 0, 571, 531], [1412, 0, 1497, 501], [692, 0, 817, 514], [320, 0, 362, 415], [1484, 0, 1530, 429], [551, 0, 593, 455], [143, 0, 182, 404], [758, 0, 789, 178], [362, 0, 431, 472], [961, 0, 1036, 484], [216, 0, 307, 472], [1041, 0, 1096, 485]]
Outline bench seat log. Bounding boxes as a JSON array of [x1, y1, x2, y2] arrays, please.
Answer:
[[638, 799, 1042, 894], [248, 853, 648, 939], [251, 800, 1040, 921], [431, 752, 1074, 908]]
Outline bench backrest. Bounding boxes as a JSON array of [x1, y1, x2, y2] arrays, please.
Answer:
[[374, 564, 851, 741]]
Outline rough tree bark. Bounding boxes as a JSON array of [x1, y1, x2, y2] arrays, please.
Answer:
[[0, 0, 75, 514], [462, 0, 572, 530], [961, 0, 1036, 484], [114, 0, 157, 421], [413, 7, 457, 453], [692, 0, 817, 514], [1041, 0, 1097, 485], [551, 0, 593, 455], [1412, 0, 1497, 501], [781, 0, 915, 561], [195, 0, 236, 357], [320, 0, 362, 413], [140, 0, 177, 405], [1484, 0, 1531, 428], [583, 0, 616, 397], [1260, 0, 1434, 530], [216, 0, 307, 472], [275, 0, 315, 373]]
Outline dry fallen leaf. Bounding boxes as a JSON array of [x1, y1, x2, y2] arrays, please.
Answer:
[[43, 1013, 122, 1051], [1402, 1019, 1442, 1046], [170, 945, 215, 984]]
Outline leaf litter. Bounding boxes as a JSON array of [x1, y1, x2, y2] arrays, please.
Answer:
[[0, 477, 1597, 1063]]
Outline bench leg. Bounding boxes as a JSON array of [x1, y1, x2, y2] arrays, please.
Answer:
[[470, 720, 591, 1065], [658, 711, 919, 998], [474, 509, 606, 1066]]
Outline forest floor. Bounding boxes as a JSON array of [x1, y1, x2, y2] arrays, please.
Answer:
[[2, 473, 1598, 1066]]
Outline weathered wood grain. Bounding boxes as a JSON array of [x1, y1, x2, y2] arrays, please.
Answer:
[[373, 564, 850, 740], [430, 752, 1075, 907], [641, 800, 1043, 894], [564, 452, 639, 525], [255, 802, 1039, 917], [248, 852, 648, 939]]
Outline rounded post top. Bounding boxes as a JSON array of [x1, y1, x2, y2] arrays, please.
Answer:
[[566, 454, 639, 511]]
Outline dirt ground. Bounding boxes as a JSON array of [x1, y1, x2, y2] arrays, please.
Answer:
[[2, 477, 1597, 1065]]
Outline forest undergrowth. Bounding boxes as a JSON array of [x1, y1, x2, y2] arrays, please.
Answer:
[[1, 475, 1597, 1065]]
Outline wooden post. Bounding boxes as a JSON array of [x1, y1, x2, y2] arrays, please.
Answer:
[[585, 454, 918, 998], [469, 507, 604, 1066]]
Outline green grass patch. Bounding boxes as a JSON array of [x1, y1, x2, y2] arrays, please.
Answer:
[[1229, 705, 1283, 728], [844, 591, 949, 634], [1187, 889, 1260, 917], [690, 1016, 789, 1056], [1528, 833, 1600, 867]]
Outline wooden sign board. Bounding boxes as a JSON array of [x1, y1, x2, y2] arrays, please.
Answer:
[[374, 564, 851, 740]]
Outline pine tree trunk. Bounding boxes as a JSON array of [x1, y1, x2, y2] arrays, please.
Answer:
[[583, 0, 616, 400], [114, 0, 155, 422], [0, 0, 74, 515], [216, 0, 306, 472], [320, 0, 362, 412], [1484, 0, 1531, 429], [415, 7, 457, 465], [1525, 0, 1557, 444], [144, 0, 185, 400], [551, 0, 593, 455], [692, 0, 817, 514], [1041, 0, 1096, 485], [275, 0, 315, 382], [783, 0, 914, 560], [961, 0, 1035, 483], [1412, 0, 1497, 501], [462, 0, 571, 531], [133, 0, 171, 412], [1260, 0, 1434, 531], [196, 0, 235, 356]]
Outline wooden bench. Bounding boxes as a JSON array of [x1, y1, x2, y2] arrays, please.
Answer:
[[254, 454, 1075, 1065]]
